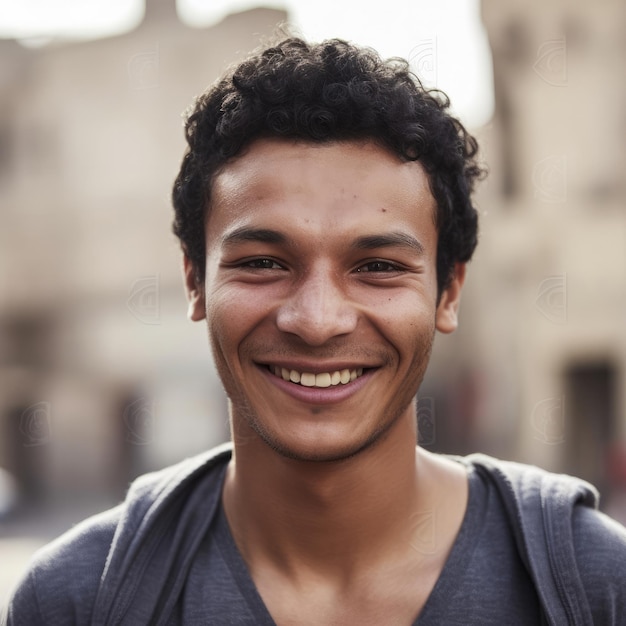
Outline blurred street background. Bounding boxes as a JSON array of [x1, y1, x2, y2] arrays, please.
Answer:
[[1, 0, 625, 611]]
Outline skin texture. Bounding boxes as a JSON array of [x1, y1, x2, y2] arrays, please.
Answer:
[[184, 138, 469, 624]]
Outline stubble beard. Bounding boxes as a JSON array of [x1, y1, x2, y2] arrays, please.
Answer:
[[225, 332, 435, 464]]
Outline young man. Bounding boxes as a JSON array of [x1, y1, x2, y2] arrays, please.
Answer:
[[6, 37, 626, 625]]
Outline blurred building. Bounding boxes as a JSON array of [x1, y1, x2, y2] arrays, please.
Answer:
[[0, 0, 625, 527], [0, 1, 287, 512], [433, 0, 626, 518]]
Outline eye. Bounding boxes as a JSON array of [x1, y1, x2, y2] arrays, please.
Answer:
[[242, 258, 285, 270], [355, 260, 402, 273]]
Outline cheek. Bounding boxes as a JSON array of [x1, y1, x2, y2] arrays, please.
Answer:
[[205, 286, 240, 361], [206, 294, 249, 401], [401, 318, 436, 363], [367, 292, 437, 345], [206, 284, 274, 357]]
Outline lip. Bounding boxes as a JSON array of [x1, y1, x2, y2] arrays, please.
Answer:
[[260, 360, 376, 375], [258, 363, 375, 405]]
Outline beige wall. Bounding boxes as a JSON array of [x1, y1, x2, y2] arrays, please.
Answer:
[[0, 4, 287, 500], [0, 0, 624, 515], [464, 0, 626, 508]]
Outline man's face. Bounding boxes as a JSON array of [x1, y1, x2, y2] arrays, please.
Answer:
[[185, 138, 464, 462]]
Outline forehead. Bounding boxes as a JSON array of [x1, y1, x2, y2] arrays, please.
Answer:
[[207, 138, 437, 246]]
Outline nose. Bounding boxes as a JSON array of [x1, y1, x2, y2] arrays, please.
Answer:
[[275, 267, 359, 346]]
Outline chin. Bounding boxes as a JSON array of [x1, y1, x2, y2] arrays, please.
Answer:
[[254, 419, 396, 464]]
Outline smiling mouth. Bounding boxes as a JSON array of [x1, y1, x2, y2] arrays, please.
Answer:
[[267, 365, 365, 388]]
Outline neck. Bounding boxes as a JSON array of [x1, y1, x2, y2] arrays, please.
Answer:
[[222, 410, 438, 581]]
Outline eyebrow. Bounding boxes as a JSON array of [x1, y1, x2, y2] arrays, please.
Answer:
[[352, 232, 425, 255], [220, 226, 425, 256], [221, 226, 287, 247]]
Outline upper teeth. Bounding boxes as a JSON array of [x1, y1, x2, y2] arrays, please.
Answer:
[[270, 366, 364, 388]]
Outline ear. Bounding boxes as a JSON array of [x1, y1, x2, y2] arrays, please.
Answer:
[[435, 263, 466, 334], [183, 255, 206, 322]]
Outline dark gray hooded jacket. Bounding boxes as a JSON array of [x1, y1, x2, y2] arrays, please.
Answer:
[[4, 443, 626, 625]]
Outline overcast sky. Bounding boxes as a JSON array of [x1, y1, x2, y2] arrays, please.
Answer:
[[0, 0, 494, 127]]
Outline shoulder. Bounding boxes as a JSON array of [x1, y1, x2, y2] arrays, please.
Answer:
[[4, 504, 122, 625], [572, 505, 626, 622], [454, 452, 626, 622], [457, 452, 600, 509], [573, 502, 626, 556], [5, 443, 233, 625]]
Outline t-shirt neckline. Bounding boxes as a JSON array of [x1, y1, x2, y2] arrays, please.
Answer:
[[214, 460, 487, 625]]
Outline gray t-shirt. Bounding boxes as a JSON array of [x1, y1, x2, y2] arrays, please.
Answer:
[[180, 463, 543, 624], [5, 448, 626, 624]]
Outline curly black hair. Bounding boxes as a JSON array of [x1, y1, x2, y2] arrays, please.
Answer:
[[172, 37, 485, 296]]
